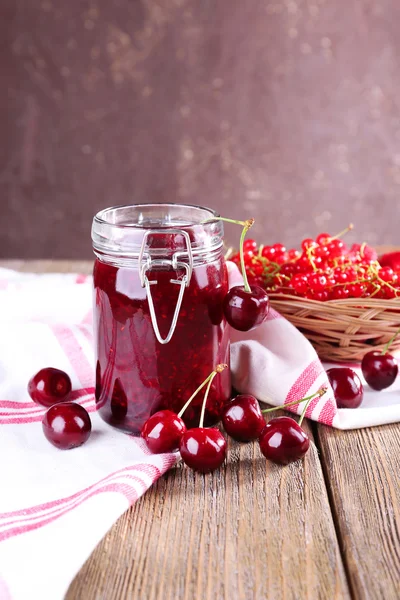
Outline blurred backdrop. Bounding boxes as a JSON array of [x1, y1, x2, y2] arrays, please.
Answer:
[[1, 0, 400, 258]]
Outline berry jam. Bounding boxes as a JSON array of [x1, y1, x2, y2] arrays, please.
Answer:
[[92, 205, 230, 434]]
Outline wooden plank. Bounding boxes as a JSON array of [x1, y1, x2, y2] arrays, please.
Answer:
[[316, 423, 400, 600], [65, 426, 349, 600], [3, 261, 350, 599]]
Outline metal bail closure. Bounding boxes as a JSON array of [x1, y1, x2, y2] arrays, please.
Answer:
[[139, 229, 193, 345]]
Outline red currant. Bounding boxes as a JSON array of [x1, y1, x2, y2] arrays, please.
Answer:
[[243, 239, 258, 252], [288, 249, 300, 260], [316, 232, 331, 245], [311, 290, 329, 301], [289, 274, 308, 295], [347, 283, 366, 298], [273, 243, 286, 255], [379, 267, 396, 283], [314, 245, 330, 259], [301, 238, 316, 251], [296, 255, 314, 272], [261, 246, 276, 260], [308, 272, 328, 292], [327, 239, 346, 257], [280, 263, 296, 277], [331, 287, 349, 299]]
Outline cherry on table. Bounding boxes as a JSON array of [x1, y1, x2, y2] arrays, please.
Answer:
[[141, 409, 186, 453], [223, 285, 269, 331], [326, 367, 364, 408], [259, 416, 310, 465], [361, 351, 398, 391], [222, 394, 265, 441], [179, 428, 227, 473], [28, 367, 72, 407], [42, 402, 91, 449]]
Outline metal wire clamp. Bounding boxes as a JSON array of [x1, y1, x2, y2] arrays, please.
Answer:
[[138, 229, 193, 345]]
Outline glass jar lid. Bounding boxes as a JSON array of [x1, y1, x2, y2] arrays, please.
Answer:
[[92, 203, 224, 262]]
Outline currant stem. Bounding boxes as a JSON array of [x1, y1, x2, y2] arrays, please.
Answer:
[[306, 246, 318, 272], [329, 223, 354, 243], [382, 327, 400, 355], [261, 387, 327, 414]]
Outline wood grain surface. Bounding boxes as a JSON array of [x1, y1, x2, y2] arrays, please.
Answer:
[[4, 261, 400, 600], [66, 428, 349, 600], [317, 424, 400, 600]]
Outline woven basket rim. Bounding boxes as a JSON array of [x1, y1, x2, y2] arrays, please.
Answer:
[[268, 292, 400, 309]]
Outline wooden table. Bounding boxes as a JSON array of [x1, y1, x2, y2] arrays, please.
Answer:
[[4, 261, 400, 600]]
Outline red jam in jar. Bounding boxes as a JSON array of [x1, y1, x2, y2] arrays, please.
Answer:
[[92, 204, 231, 434]]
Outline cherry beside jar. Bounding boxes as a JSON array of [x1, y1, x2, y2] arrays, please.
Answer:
[[91, 203, 231, 434]]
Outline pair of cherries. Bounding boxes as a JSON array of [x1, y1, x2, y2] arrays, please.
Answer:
[[222, 395, 311, 466], [28, 367, 92, 449], [326, 330, 400, 410]]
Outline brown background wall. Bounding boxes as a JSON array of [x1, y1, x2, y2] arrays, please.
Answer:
[[1, 0, 400, 259]]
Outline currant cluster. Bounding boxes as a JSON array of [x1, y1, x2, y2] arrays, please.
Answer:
[[28, 368, 92, 449], [141, 364, 328, 471], [229, 226, 400, 301]]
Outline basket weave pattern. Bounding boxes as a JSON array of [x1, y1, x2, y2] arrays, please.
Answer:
[[269, 294, 400, 362]]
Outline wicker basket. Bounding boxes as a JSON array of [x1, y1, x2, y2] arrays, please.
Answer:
[[269, 294, 400, 363]]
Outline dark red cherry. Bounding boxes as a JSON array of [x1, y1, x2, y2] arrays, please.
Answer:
[[42, 402, 91, 449], [326, 367, 363, 408], [179, 428, 227, 473], [259, 416, 310, 465], [141, 409, 186, 453], [28, 367, 72, 408], [222, 394, 265, 441], [223, 285, 269, 331], [361, 351, 398, 391]]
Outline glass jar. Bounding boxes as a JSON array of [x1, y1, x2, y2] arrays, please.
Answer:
[[91, 203, 231, 434]]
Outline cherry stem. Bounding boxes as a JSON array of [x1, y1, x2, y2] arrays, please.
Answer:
[[382, 327, 400, 355], [239, 223, 254, 293], [198, 364, 228, 428], [178, 364, 228, 417], [261, 387, 327, 415], [177, 374, 213, 419], [202, 216, 248, 227], [199, 373, 217, 428]]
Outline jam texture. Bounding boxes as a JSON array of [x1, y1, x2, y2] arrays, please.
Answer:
[[93, 256, 230, 433]]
